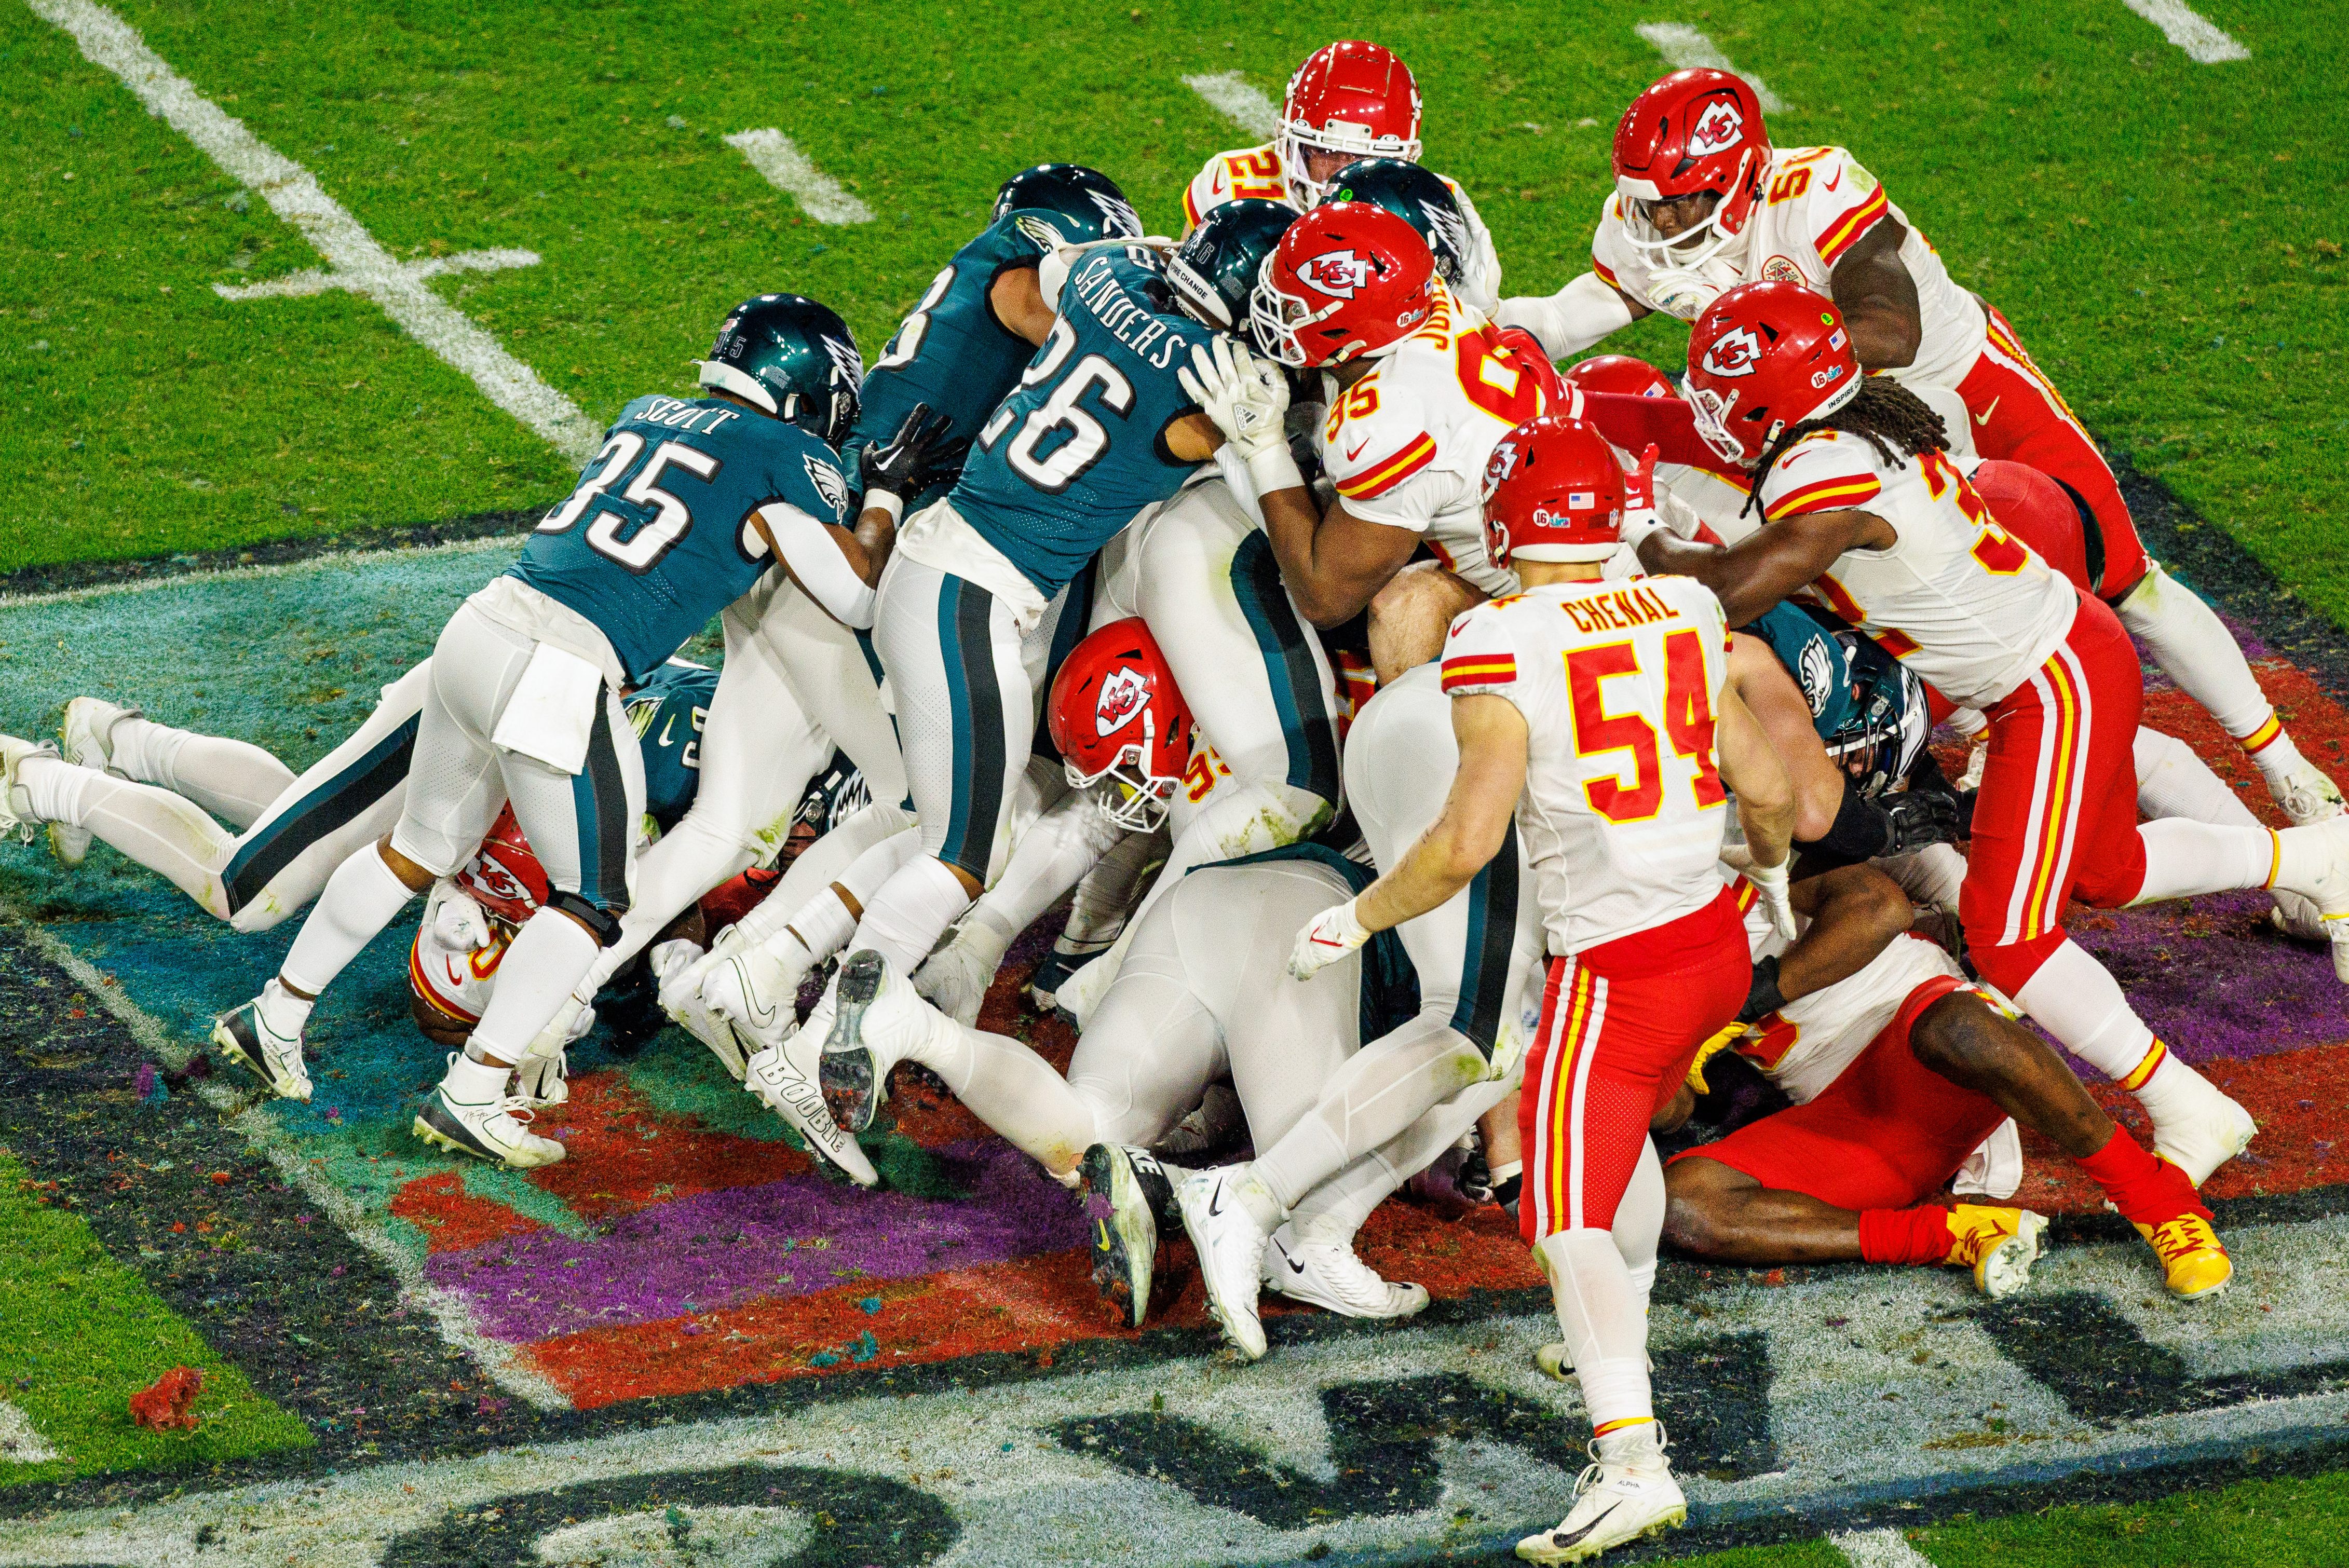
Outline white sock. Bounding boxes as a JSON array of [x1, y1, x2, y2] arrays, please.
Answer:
[[2012, 938, 2160, 1085], [20, 760, 237, 916], [2128, 820, 2274, 905], [848, 855, 975, 976], [279, 845, 419, 997], [2250, 731, 2318, 788], [17, 755, 89, 824], [439, 1050, 512, 1105], [467, 910, 605, 1065], [2132, 1049, 2219, 1118], [1537, 1229, 1654, 1432], [256, 975, 311, 1038], [1224, 1163, 1288, 1231], [911, 1023, 1099, 1178], [107, 716, 294, 831], [2134, 727, 2261, 826], [2116, 564, 2280, 739], [1615, 1140, 1666, 1319], [785, 888, 859, 962], [967, 787, 1128, 946]]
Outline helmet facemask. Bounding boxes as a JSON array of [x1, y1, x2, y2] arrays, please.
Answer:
[[1614, 150, 1761, 274], [1685, 378, 1766, 468], [1280, 117, 1423, 208], [1064, 707, 1178, 832]]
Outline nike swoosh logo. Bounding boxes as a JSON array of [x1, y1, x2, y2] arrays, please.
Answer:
[[1824, 169, 1842, 192], [731, 962, 779, 1027], [1974, 396, 2000, 427], [1207, 1187, 1226, 1218], [1345, 438, 1370, 463], [1286, 1253, 1307, 1275], [1552, 1501, 1622, 1548]]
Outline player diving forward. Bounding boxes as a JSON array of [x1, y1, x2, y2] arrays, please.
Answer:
[[1644, 282, 2349, 1190], [212, 295, 930, 1169], [1207, 413, 1797, 1563], [1503, 66, 2341, 825]]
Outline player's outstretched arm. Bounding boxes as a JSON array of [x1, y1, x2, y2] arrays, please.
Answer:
[[1717, 683, 1798, 937], [1497, 271, 1645, 359], [1636, 506, 1892, 626], [1828, 220, 1922, 372]]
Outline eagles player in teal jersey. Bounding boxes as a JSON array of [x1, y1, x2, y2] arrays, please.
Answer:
[[845, 163, 1143, 509], [769, 211, 1304, 1136], [210, 293, 955, 1171]]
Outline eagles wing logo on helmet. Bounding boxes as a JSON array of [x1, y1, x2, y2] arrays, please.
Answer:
[[1014, 213, 1066, 250], [1797, 635, 1834, 719], [1423, 202, 1471, 277], [818, 333, 864, 391], [802, 455, 851, 522], [1301, 249, 1374, 298], [1087, 189, 1144, 238], [1687, 98, 1745, 157], [1094, 666, 1148, 738], [1701, 326, 1766, 378]]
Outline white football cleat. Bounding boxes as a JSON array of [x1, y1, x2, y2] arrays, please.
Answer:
[[211, 993, 313, 1102], [1516, 1422, 1687, 1564], [2139, 1060, 2257, 1187], [0, 733, 56, 842], [53, 698, 133, 867], [1175, 1166, 1276, 1360], [744, 1024, 879, 1187], [700, 939, 810, 1052], [2272, 757, 2345, 826], [514, 1045, 569, 1110], [1260, 1228, 1429, 1320], [413, 1054, 564, 1169], [2271, 888, 2330, 943], [818, 949, 947, 1134], [912, 922, 1003, 1028]]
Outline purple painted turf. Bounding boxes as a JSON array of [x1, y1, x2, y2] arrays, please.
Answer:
[[427, 1140, 1086, 1342], [2065, 890, 2349, 1065]]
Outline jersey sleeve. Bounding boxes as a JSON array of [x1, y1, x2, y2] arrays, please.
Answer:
[[1182, 144, 1284, 230], [1437, 173, 1503, 312], [1323, 375, 1444, 524], [1758, 432, 1883, 523], [1787, 149, 1894, 271], [1438, 603, 1526, 705]]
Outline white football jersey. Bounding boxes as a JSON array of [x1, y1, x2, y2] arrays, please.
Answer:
[[1592, 145, 1989, 391], [409, 881, 512, 1029], [1319, 285, 1553, 598], [1182, 143, 1502, 311], [1759, 431, 2075, 710], [1441, 575, 1732, 954]]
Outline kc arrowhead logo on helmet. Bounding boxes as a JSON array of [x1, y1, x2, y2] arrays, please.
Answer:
[[1687, 97, 1745, 157], [1701, 325, 1767, 378], [1094, 666, 1148, 737], [1301, 248, 1376, 297]]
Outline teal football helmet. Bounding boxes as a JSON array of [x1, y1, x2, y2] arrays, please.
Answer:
[[1322, 156, 1473, 290], [1165, 197, 1300, 339], [991, 163, 1143, 248], [698, 293, 863, 449]]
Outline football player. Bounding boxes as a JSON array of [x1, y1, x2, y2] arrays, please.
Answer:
[[1182, 39, 1501, 313], [205, 295, 922, 1170], [1642, 282, 2349, 1192], [1220, 414, 1795, 1563], [1505, 67, 2341, 825]]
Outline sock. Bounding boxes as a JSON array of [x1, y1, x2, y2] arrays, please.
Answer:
[[2134, 728, 2261, 827], [2128, 820, 2275, 905], [848, 855, 975, 976], [2012, 939, 2158, 1083], [1858, 1205, 1953, 1265], [439, 1050, 512, 1106], [279, 845, 420, 997], [17, 755, 90, 825], [1537, 1229, 1653, 1431], [785, 888, 858, 960], [467, 910, 604, 1065], [2245, 724, 2315, 787], [1227, 1163, 1288, 1231], [2116, 563, 2277, 741], [2075, 1126, 2213, 1225], [2273, 822, 2349, 906], [108, 716, 294, 830], [255, 976, 311, 1039]]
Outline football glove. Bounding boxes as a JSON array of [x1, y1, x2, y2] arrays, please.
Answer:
[[1179, 337, 1290, 462], [859, 401, 966, 505], [432, 888, 494, 953], [1618, 443, 1668, 555], [1747, 855, 1798, 941], [1288, 897, 1373, 981], [1645, 255, 1740, 322], [1882, 787, 1964, 854]]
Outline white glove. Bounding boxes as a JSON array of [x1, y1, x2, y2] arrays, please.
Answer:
[[1288, 897, 1373, 981], [432, 888, 493, 953], [1747, 856, 1798, 942], [650, 938, 704, 1012], [1644, 253, 1744, 322], [1178, 336, 1293, 470]]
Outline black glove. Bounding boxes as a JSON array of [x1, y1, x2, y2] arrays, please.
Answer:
[[859, 402, 963, 505], [1881, 787, 1962, 854]]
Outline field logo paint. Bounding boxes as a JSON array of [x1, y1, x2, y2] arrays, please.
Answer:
[[26, 0, 604, 465], [1182, 70, 1282, 139], [1632, 24, 1792, 113], [723, 129, 875, 225]]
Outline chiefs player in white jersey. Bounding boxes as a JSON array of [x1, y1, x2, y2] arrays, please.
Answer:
[[1181, 39, 1502, 314], [1504, 69, 2341, 827], [1176, 415, 1797, 1564], [1185, 203, 1558, 683], [1637, 281, 2349, 1193]]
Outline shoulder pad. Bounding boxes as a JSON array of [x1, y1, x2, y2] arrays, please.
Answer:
[[1760, 431, 1882, 523]]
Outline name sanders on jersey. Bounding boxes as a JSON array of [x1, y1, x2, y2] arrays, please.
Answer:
[[1068, 255, 1192, 370]]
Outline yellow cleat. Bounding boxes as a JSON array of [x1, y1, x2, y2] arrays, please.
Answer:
[[1944, 1205, 2047, 1299], [2134, 1212, 2232, 1299]]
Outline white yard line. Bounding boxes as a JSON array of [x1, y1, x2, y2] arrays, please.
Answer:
[[0, 1404, 59, 1466], [723, 128, 874, 224], [214, 246, 545, 303], [1182, 70, 1280, 139], [26, 0, 603, 464], [2, 909, 571, 1411], [1831, 1526, 1942, 1567], [0, 532, 515, 610], [1633, 23, 1792, 112], [2121, 0, 2250, 61]]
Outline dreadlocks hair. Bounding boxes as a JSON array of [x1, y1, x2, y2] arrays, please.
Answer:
[[1741, 379, 1952, 521]]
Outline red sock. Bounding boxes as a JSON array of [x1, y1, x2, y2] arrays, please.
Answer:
[[2076, 1128, 2212, 1225], [1858, 1205, 1952, 1265]]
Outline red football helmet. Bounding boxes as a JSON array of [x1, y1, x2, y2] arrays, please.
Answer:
[[1482, 416, 1627, 569], [1611, 68, 1772, 272], [1563, 353, 1677, 401], [1253, 202, 1437, 368], [1682, 281, 1862, 468], [1280, 41, 1424, 206], [455, 804, 549, 926], [1047, 618, 1195, 831]]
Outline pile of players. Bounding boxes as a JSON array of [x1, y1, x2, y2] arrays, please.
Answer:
[[7, 42, 2346, 1565]]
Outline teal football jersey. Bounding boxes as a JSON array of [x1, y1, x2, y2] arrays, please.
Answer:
[[844, 210, 1063, 504], [622, 659, 721, 833], [510, 394, 851, 684], [1745, 600, 1855, 741], [952, 250, 1206, 598]]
